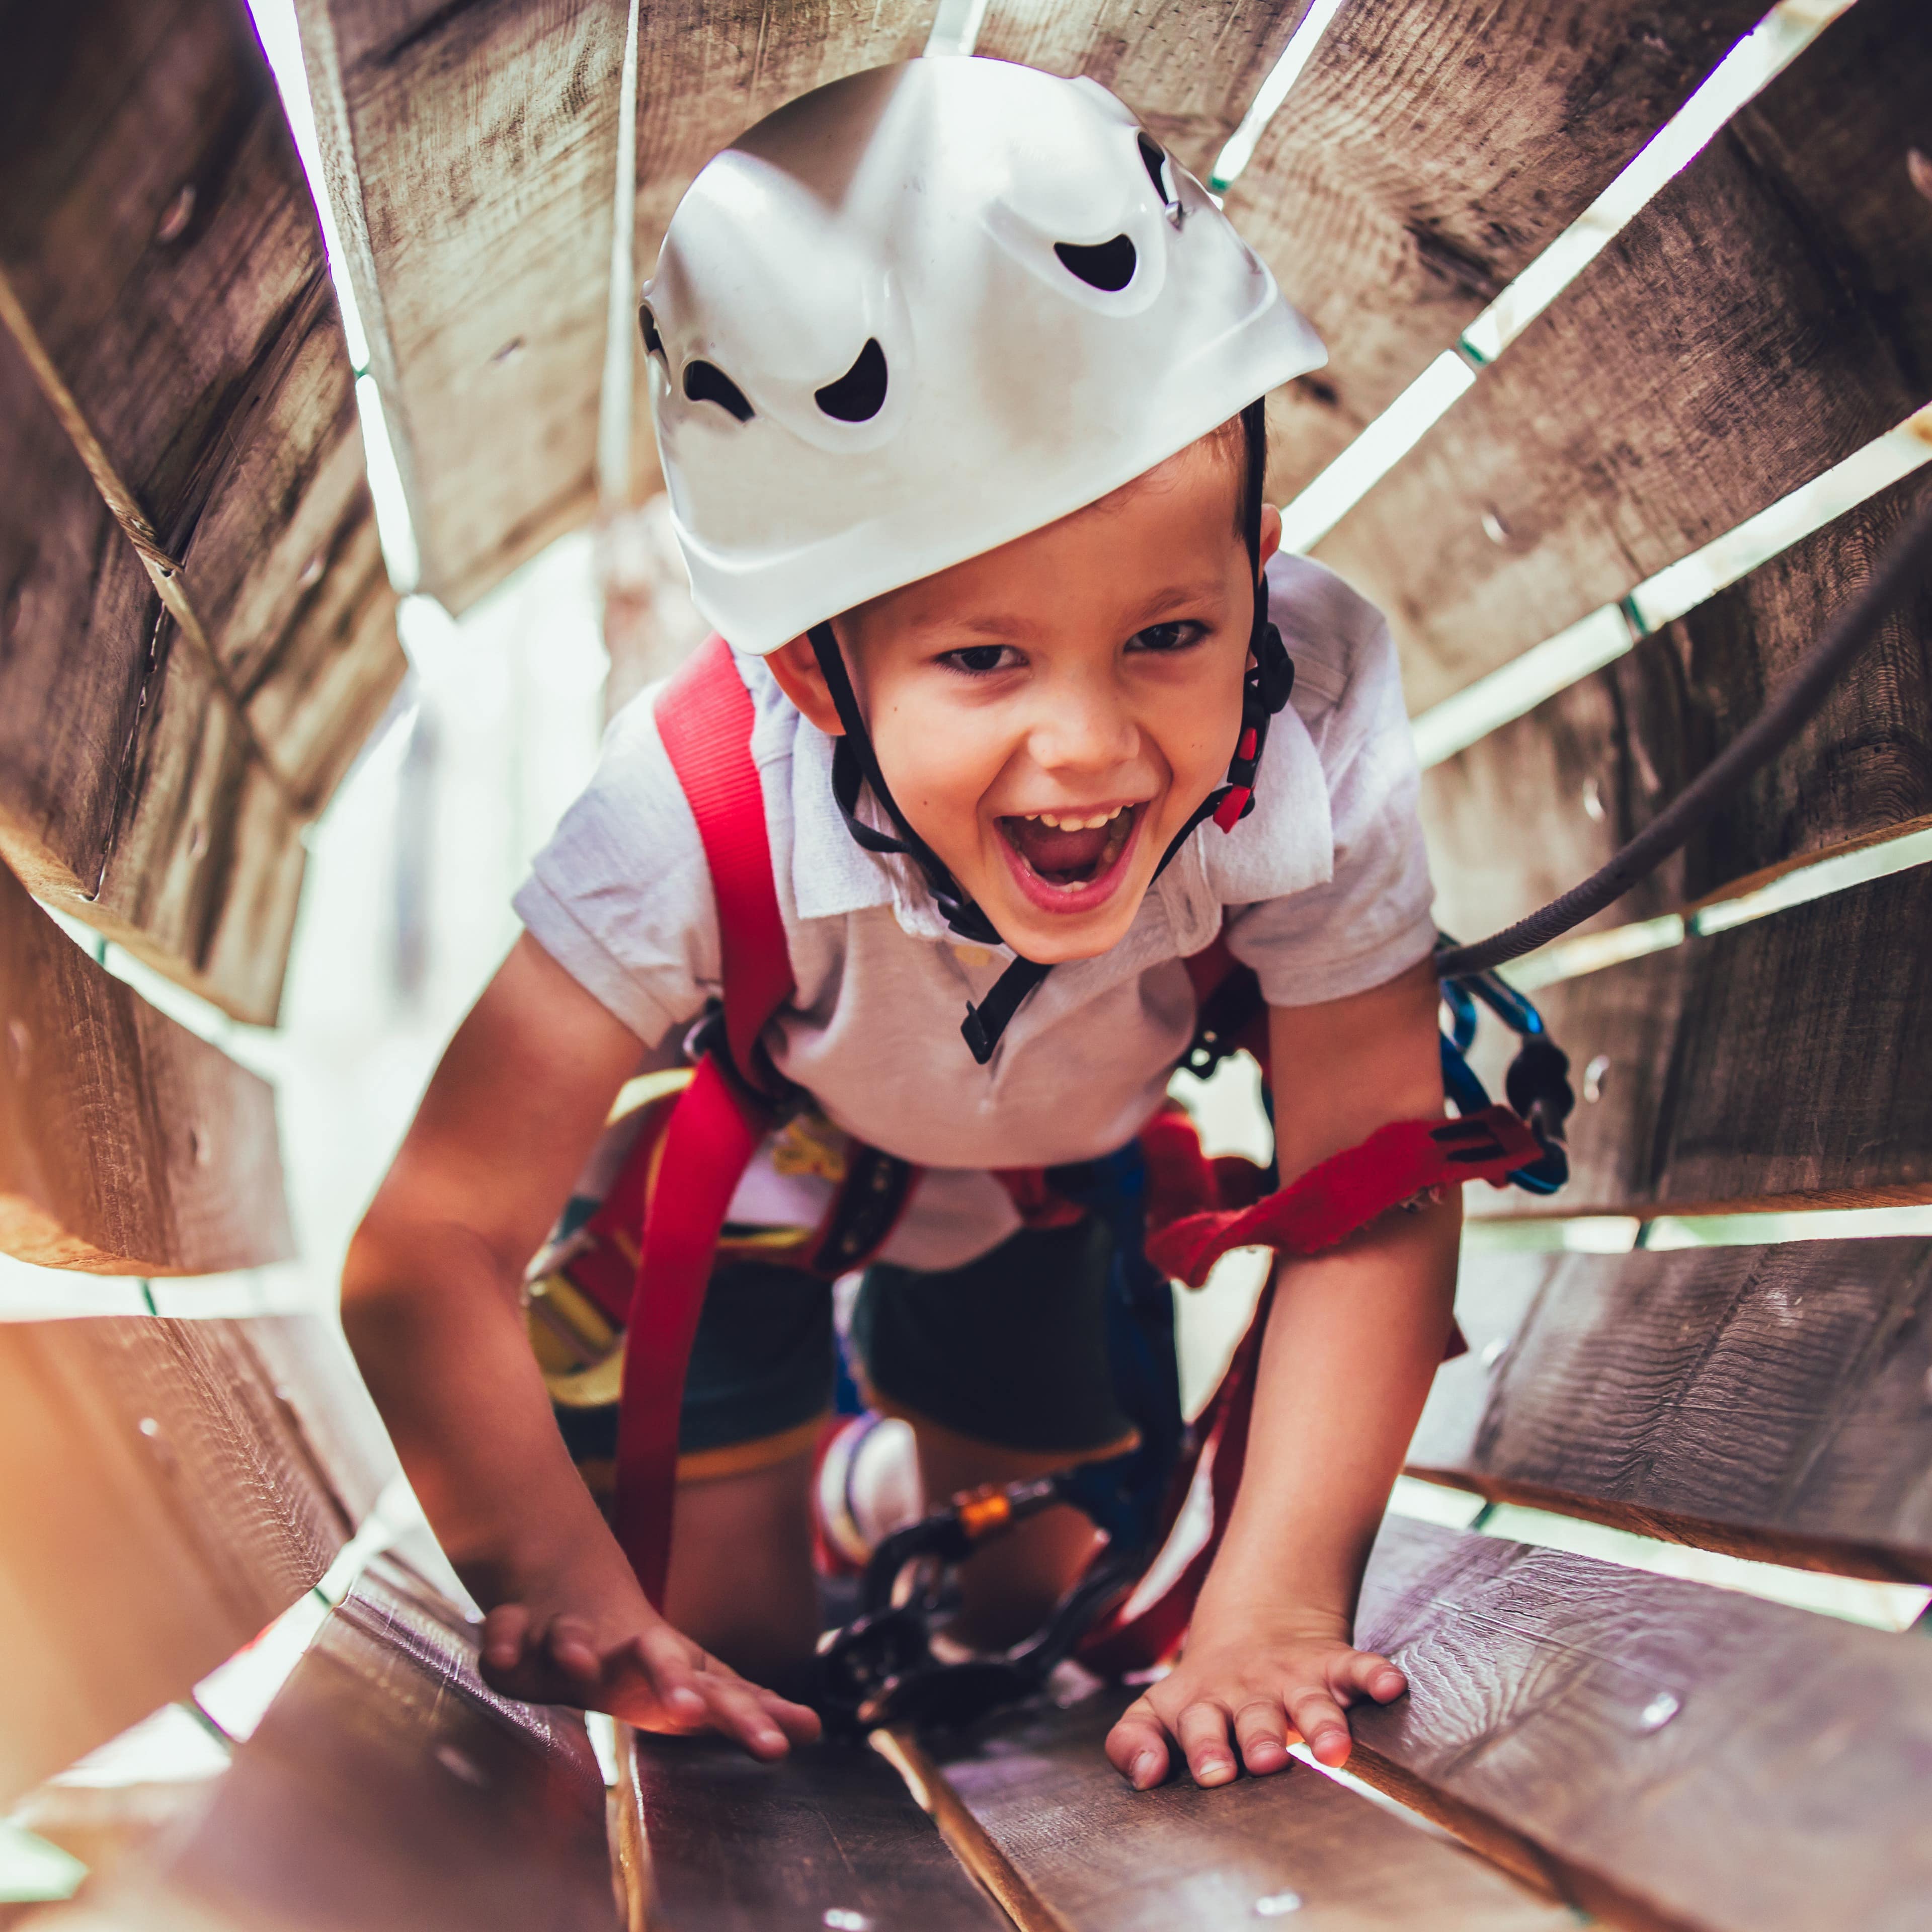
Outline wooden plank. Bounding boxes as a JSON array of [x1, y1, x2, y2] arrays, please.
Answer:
[[1316, 0, 1932, 714], [0, 0, 401, 798], [973, 0, 1312, 181], [46, 1566, 616, 1930], [1412, 1240, 1932, 1582], [0, 332, 313, 1026], [1224, 0, 1765, 504], [0, 0, 401, 1018], [0, 1315, 378, 1805], [297, 0, 630, 610], [0, 859, 291, 1274], [1348, 1514, 1932, 1932], [917, 1685, 1575, 1930], [619, 1726, 1005, 1930], [622, 3, 942, 511], [1471, 865, 1932, 1218], [1424, 467, 1932, 948]]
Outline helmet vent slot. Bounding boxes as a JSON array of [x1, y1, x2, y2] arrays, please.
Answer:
[[683, 359, 755, 422], [1138, 133, 1170, 203], [814, 338, 890, 422], [1054, 234, 1137, 292], [638, 302, 666, 361]]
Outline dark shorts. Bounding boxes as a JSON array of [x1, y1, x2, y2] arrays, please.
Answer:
[[548, 1215, 1137, 1490]]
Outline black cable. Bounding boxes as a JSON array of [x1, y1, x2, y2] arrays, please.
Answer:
[[1434, 490, 1932, 981]]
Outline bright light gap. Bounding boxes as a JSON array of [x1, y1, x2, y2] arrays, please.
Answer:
[[1388, 1478, 1929, 1633], [1209, 0, 1350, 191], [248, 0, 423, 595], [1277, 1, 1853, 557], [923, 0, 989, 59], [1411, 402, 1932, 768]]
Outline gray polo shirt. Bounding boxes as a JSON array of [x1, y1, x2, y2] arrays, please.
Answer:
[[515, 552, 1435, 1270]]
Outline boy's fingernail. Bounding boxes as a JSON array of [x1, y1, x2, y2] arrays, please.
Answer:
[[1131, 1751, 1159, 1788], [672, 1686, 704, 1712], [1196, 1756, 1233, 1784]]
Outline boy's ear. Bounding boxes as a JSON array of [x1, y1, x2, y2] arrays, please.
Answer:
[[764, 634, 846, 736], [1257, 502, 1282, 574]]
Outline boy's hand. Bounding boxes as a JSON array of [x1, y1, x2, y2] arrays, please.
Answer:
[[478, 1570, 822, 1762], [1102, 1617, 1406, 1789]]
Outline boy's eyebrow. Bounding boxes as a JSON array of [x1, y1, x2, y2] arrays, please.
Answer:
[[910, 582, 1232, 640]]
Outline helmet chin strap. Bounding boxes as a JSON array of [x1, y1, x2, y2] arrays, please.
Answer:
[[811, 398, 1294, 1066]]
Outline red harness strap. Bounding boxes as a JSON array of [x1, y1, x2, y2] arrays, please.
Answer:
[[611, 635, 794, 1606]]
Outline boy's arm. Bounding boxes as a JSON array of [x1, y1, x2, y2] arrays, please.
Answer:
[[1105, 953, 1453, 1789], [342, 933, 818, 1758]]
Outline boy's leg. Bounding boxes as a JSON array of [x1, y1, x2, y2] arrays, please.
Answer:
[[852, 1215, 1131, 1652], [544, 1254, 832, 1687], [666, 1446, 819, 1691]]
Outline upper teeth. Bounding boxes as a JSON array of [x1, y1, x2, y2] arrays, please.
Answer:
[[1028, 806, 1126, 830]]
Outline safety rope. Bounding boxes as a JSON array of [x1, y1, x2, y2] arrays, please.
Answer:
[[1435, 492, 1932, 980]]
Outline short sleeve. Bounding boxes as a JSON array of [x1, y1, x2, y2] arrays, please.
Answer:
[[1223, 556, 1437, 1007], [512, 686, 721, 1048]]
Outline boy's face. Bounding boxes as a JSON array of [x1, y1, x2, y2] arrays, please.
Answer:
[[770, 436, 1281, 965]]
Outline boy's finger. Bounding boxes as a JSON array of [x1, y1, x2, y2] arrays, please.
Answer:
[[751, 1684, 824, 1745], [1342, 1650, 1407, 1703], [1232, 1699, 1292, 1775], [541, 1614, 602, 1683], [480, 1603, 532, 1674], [1103, 1698, 1170, 1790], [1286, 1686, 1353, 1766], [631, 1627, 709, 1725], [1175, 1701, 1239, 1788], [694, 1673, 790, 1760]]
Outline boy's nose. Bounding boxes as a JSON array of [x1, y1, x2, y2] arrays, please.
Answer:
[[1027, 678, 1141, 774]]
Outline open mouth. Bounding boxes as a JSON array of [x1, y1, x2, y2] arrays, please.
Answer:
[[997, 802, 1143, 912]]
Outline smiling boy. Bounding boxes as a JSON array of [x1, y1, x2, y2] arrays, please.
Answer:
[[342, 57, 1455, 1791]]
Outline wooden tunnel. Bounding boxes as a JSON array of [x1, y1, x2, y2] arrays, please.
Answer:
[[3, 0, 1930, 1927]]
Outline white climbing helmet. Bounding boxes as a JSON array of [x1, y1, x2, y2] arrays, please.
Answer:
[[640, 56, 1325, 655]]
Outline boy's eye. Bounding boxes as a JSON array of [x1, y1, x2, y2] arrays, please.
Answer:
[[1129, 620, 1204, 654], [941, 643, 1020, 675]]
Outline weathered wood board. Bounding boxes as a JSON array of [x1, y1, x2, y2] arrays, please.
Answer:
[[0, 859, 292, 1273], [1318, 0, 1932, 713], [0, 0, 402, 798], [620, 1726, 1004, 1930], [1225, 0, 1766, 504], [297, 0, 629, 609], [1424, 467, 1932, 946], [0, 1315, 384, 1806], [43, 1567, 615, 1931], [1413, 1240, 1932, 1582], [973, 0, 1312, 181], [920, 1685, 1574, 1930], [0, 0, 402, 1021], [1349, 1515, 1932, 1932], [1468, 865, 1932, 1218]]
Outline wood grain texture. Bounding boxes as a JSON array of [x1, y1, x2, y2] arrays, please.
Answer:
[[973, 0, 1312, 180], [1225, 0, 1765, 504], [920, 1685, 1573, 1931], [1469, 864, 1932, 1218], [0, 0, 401, 796], [620, 1726, 1005, 1931], [0, 0, 401, 1016], [298, 0, 628, 610], [1317, 0, 1932, 714], [1350, 1515, 1932, 1932], [1413, 1240, 1932, 1581], [0, 860, 291, 1273], [1425, 467, 1932, 947], [0, 1315, 378, 1806], [46, 1565, 615, 1931]]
